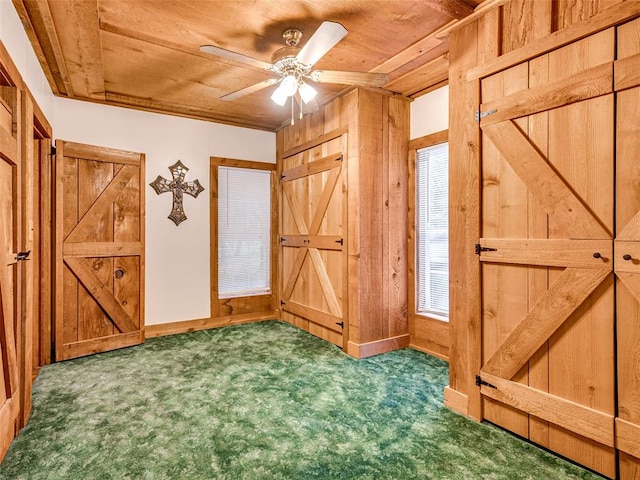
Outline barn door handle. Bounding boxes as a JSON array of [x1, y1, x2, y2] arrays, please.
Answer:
[[593, 252, 602, 259], [114, 268, 125, 279], [16, 250, 31, 261], [623, 254, 633, 261]]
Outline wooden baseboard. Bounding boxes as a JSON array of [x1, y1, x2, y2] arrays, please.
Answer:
[[409, 341, 449, 362], [0, 398, 19, 463], [145, 311, 276, 338], [346, 334, 410, 359], [444, 386, 469, 416], [60, 331, 144, 361]]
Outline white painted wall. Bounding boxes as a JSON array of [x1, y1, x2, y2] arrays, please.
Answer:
[[410, 85, 449, 139], [3, 0, 276, 326], [0, 0, 55, 118]]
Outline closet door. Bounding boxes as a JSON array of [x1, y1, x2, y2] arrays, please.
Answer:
[[55, 141, 145, 360], [615, 18, 640, 480], [477, 31, 615, 477], [279, 131, 347, 348]]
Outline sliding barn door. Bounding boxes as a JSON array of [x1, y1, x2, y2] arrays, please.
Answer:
[[279, 131, 347, 348], [55, 141, 145, 361], [476, 31, 615, 477], [616, 17, 640, 479], [0, 86, 21, 460]]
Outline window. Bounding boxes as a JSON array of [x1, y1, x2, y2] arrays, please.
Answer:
[[416, 141, 449, 319], [218, 166, 271, 298]]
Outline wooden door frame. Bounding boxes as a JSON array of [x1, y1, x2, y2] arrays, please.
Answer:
[[18, 90, 52, 428], [32, 106, 52, 370], [445, 24, 482, 420], [407, 129, 449, 361]]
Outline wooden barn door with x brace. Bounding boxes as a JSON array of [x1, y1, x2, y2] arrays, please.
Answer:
[[279, 130, 347, 349], [475, 30, 617, 477], [55, 141, 145, 361]]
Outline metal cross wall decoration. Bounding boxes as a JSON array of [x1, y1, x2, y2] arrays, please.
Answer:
[[149, 160, 205, 226]]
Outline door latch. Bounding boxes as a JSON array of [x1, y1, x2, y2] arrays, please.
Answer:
[[16, 250, 31, 261]]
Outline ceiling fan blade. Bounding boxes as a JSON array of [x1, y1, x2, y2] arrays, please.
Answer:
[[311, 70, 388, 88], [296, 21, 348, 67], [200, 44, 273, 71], [220, 78, 280, 101]]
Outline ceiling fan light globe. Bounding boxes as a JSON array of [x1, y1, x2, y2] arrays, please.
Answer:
[[271, 85, 288, 106], [280, 75, 298, 96], [298, 81, 317, 104]]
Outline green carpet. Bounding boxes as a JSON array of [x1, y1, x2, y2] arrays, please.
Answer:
[[0, 321, 602, 479]]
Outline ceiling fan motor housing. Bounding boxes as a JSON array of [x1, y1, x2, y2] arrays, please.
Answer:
[[271, 46, 300, 65], [271, 47, 311, 80]]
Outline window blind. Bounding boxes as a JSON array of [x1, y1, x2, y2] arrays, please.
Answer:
[[218, 166, 271, 298], [416, 142, 449, 319]]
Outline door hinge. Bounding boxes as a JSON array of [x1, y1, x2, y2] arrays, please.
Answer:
[[280, 236, 286, 244], [475, 109, 497, 122], [50, 145, 57, 156], [336, 154, 343, 162], [335, 238, 344, 246], [475, 243, 497, 255], [280, 299, 286, 306], [476, 375, 497, 389], [16, 250, 31, 261], [336, 321, 344, 329]]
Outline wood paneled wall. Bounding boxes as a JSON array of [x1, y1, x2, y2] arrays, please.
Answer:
[[276, 89, 410, 358]]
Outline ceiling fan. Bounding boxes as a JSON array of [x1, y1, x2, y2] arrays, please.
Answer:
[[200, 21, 388, 110]]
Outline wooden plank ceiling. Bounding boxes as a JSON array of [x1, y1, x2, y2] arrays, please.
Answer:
[[12, 0, 483, 131]]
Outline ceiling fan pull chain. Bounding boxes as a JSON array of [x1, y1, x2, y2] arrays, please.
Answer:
[[299, 93, 303, 121], [291, 96, 295, 125]]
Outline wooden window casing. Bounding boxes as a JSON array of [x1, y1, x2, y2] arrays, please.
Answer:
[[408, 129, 449, 361], [209, 157, 278, 325]]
